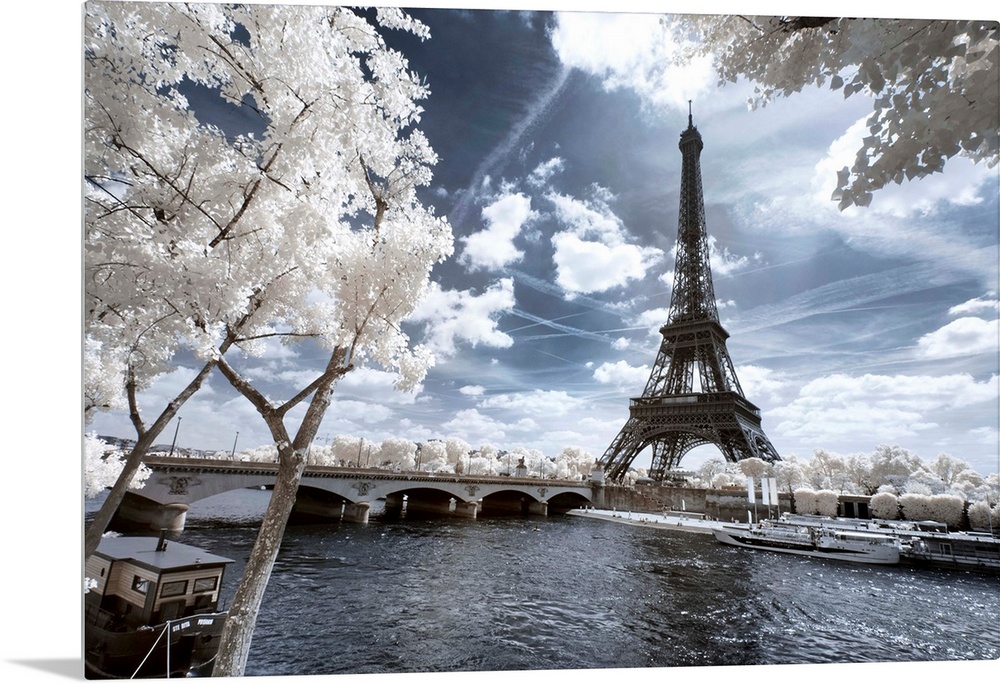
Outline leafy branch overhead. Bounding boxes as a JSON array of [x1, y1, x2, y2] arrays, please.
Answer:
[[672, 16, 998, 209]]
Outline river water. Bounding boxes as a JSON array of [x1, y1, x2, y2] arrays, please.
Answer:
[[86, 489, 999, 678]]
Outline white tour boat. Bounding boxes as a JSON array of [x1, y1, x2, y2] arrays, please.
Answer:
[[713, 521, 901, 565]]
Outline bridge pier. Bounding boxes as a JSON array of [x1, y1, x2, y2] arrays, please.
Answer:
[[113, 493, 190, 533], [452, 501, 479, 519], [342, 502, 370, 524], [528, 500, 548, 516]]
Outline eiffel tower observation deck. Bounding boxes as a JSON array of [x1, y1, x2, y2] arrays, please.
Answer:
[[599, 105, 780, 483]]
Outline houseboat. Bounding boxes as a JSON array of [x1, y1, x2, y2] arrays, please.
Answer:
[[775, 514, 1000, 573], [713, 521, 901, 565], [85, 534, 234, 678], [894, 529, 1000, 572]]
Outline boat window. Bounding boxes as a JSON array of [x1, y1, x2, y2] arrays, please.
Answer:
[[132, 575, 151, 595], [160, 579, 188, 598], [193, 576, 218, 593], [940, 543, 952, 556]]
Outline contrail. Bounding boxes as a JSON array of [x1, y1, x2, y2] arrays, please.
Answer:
[[449, 66, 573, 231]]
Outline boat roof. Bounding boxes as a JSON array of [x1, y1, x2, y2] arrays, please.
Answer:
[[93, 535, 234, 573]]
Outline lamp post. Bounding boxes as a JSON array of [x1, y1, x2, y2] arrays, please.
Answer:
[[168, 417, 182, 456], [230, 431, 239, 459]]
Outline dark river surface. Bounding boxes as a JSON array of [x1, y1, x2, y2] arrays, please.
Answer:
[[87, 489, 999, 677]]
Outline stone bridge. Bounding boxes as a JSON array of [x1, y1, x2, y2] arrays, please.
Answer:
[[114, 456, 600, 532]]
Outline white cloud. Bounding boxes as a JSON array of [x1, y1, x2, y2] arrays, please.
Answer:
[[546, 191, 662, 295], [409, 279, 516, 356], [948, 295, 999, 317], [635, 307, 670, 330], [459, 193, 535, 271], [479, 389, 584, 417], [328, 398, 394, 424], [968, 426, 1000, 446], [338, 367, 422, 405], [459, 385, 485, 396], [708, 236, 760, 276], [592, 360, 650, 389], [440, 408, 538, 443], [771, 372, 999, 445], [528, 157, 564, 188], [549, 12, 715, 113], [551, 232, 662, 295], [734, 364, 788, 405], [916, 317, 1000, 359], [612, 337, 630, 350], [548, 191, 624, 244]]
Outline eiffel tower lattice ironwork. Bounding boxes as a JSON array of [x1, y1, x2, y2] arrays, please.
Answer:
[[599, 106, 779, 483]]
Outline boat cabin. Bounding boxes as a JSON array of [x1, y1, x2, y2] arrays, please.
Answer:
[[85, 534, 234, 630]]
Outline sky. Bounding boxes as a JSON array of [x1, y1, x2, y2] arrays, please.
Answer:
[[81, 3, 1000, 477]]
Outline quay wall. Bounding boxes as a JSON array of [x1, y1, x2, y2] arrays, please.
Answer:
[[600, 484, 792, 522]]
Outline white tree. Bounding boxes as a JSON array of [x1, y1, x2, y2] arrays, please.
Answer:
[[445, 437, 472, 468], [899, 493, 935, 522], [928, 452, 977, 489], [793, 488, 818, 515], [736, 456, 770, 479], [419, 440, 449, 472], [83, 433, 150, 498], [85, 4, 452, 675], [328, 436, 357, 466], [381, 437, 419, 471], [967, 500, 999, 532], [843, 453, 873, 495], [805, 449, 847, 491], [927, 494, 965, 529], [869, 491, 899, 520], [697, 457, 728, 484], [868, 444, 924, 492], [711, 471, 742, 489], [670, 16, 998, 209], [814, 490, 840, 517], [772, 453, 806, 495], [554, 445, 595, 480]]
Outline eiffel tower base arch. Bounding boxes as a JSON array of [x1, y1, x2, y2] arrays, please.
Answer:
[[601, 392, 779, 482]]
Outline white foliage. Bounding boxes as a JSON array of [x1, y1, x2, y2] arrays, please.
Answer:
[[899, 493, 935, 522], [793, 488, 818, 515], [772, 454, 806, 493], [967, 501, 1000, 531], [380, 437, 418, 470], [869, 491, 900, 520], [671, 16, 998, 209], [418, 440, 449, 472], [736, 456, 770, 479], [444, 437, 472, 466], [84, 433, 150, 497], [814, 489, 839, 517], [711, 471, 741, 488], [84, 2, 453, 415], [928, 494, 966, 529]]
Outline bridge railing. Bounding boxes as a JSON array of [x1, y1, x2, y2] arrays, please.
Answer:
[[141, 455, 592, 488]]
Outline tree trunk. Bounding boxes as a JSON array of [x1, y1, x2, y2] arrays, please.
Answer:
[[84, 360, 216, 558], [211, 444, 307, 676], [211, 348, 346, 676]]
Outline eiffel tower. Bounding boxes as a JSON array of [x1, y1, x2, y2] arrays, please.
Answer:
[[599, 106, 779, 483]]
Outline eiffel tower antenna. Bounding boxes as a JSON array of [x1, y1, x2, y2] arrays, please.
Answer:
[[598, 108, 780, 483]]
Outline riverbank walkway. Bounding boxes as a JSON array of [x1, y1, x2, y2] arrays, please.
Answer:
[[569, 507, 730, 535]]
